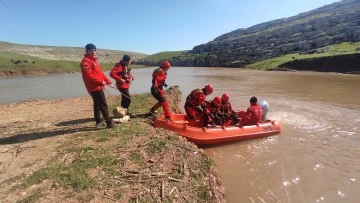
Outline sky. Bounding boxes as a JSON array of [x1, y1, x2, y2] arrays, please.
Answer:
[[0, 0, 340, 54]]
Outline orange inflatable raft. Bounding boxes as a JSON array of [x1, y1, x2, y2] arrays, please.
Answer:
[[153, 114, 282, 146]]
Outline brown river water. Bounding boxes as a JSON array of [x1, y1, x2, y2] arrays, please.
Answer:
[[1, 67, 360, 202]]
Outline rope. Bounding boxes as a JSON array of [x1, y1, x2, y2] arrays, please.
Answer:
[[104, 87, 117, 100], [108, 85, 131, 100]]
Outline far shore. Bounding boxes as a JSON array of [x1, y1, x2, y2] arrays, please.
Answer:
[[1, 67, 359, 78]]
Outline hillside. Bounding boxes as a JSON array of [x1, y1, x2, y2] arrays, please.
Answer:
[[0, 42, 148, 76], [136, 0, 360, 72], [0, 41, 147, 63]]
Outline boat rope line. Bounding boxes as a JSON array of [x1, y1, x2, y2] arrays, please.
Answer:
[[108, 85, 131, 100], [104, 86, 117, 100]]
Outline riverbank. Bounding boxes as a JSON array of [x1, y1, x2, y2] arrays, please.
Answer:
[[0, 87, 225, 202]]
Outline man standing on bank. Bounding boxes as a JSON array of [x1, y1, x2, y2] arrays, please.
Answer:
[[149, 60, 172, 121], [80, 43, 114, 128], [110, 54, 134, 116]]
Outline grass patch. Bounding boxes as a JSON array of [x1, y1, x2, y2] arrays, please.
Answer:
[[0, 53, 147, 74], [191, 154, 213, 181], [0, 41, 148, 75], [0, 43, 147, 75], [64, 145, 95, 154], [16, 87, 223, 202], [147, 137, 171, 154], [129, 151, 142, 163], [95, 135, 110, 142], [25, 147, 119, 191], [135, 50, 207, 66], [245, 41, 360, 69], [0, 52, 79, 73], [26, 165, 95, 191], [139, 51, 186, 62], [196, 185, 211, 201]]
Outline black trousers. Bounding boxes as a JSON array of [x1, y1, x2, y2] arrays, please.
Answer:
[[151, 86, 166, 102], [119, 88, 131, 109], [90, 90, 111, 124]]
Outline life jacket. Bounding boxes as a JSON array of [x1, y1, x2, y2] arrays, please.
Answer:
[[206, 100, 220, 114], [220, 101, 233, 114], [152, 67, 167, 88], [110, 62, 132, 89], [242, 104, 263, 125], [118, 64, 131, 80], [185, 88, 205, 107]]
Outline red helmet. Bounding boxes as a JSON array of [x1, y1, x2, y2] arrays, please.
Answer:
[[161, 60, 171, 70], [204, 84, 214, 95], [213, 97, 221, 107], [221, 93, 230, 102]]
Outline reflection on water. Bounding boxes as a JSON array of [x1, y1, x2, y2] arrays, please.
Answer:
[[1, 68, 360, 202]]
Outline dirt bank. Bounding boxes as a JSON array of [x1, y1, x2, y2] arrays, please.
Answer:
[[0, 88, 225, 202], [278, 53, 360, 74]]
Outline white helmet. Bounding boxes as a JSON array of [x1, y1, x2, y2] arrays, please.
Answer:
[[258, 100, 269, 121]]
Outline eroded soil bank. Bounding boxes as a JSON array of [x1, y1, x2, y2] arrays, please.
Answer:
[[0, 87, 225, 202]]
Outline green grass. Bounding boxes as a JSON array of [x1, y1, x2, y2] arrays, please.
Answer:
[[135, 50, 207, 66], [245, 41, 360, 69], [0, 41, 148, 74], [0, 53, 79, 73], [19, 88, 221, 202], [140, 51, 186, 62], [129, 151, 142, 163], [111, 92, 156, 115], [23, 93, 161, 191], [190, 154, 213, 202], [147, 137, 171, 154], [25, 147, 119, 191], [0, 52, 147, 74]]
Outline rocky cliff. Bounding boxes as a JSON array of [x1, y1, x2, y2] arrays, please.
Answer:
[[189, 0, 360, 67], [136, 0, 360, 69], [192, 0, 360, 67]]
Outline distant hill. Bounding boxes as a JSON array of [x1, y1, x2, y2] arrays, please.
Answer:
[[136, 0, 360, 71], [0, 41, 147, 64], [0, 42, 148, 76]]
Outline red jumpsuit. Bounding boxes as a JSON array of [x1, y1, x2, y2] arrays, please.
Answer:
[[110, 63, 133, 109], [184, 89, 211, 127], [80, 54, 112, 124], [80, 54, 111, 93], [110, 63, 133, 89], [220, 101, 239, 125], [206, 101, 224, 126], [150, 67, 171, 118], [240, 103, 263, 126]]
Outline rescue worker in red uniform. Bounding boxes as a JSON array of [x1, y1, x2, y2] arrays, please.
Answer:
[[149, 61, 172, 120], [110, 55, 134, 116], [80, 43, 114, 128], [206, 96, 224, 126], [220, 93, 239, 126], [239, 96, 263, 126], [184, 84, 214, 127]]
